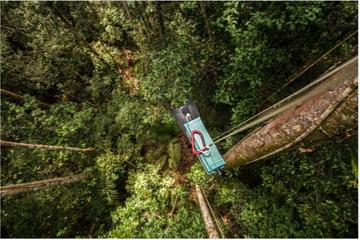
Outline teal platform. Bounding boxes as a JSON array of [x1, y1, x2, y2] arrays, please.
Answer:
[[184, 117, 225, 174]]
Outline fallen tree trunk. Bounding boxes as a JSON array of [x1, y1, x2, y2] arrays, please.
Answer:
[[0, 174, 88, 197], [0, 140, 95, 153], [225, 61, 358, 167], [195, 184, 219, 238]]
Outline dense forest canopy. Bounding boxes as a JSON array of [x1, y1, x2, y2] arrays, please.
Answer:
[[0, 1, 358, 238]]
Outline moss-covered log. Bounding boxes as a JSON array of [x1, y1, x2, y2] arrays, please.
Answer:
[[225, 62, 358, 167]]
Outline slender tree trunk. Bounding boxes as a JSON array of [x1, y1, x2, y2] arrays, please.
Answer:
[[137, 2, 154, 36], [120, 2, 132, 20], [156, 2, 165, 36], [195, 184, 219, 238], [224, 72, 358, 167], [1, 89, 25, 102], [197, 2, 212, 39], [0, 140, 95, 153], [0, 174, 88, 197], [1, 88, 50, 109]]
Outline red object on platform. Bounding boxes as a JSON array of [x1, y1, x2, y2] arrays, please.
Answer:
[[191, 130, 208, 155]]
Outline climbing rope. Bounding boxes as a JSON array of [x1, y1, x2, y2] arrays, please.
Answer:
[[212, 31, 358, 144]]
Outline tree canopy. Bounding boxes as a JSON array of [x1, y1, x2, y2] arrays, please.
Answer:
[[1, 1, 358, 238]]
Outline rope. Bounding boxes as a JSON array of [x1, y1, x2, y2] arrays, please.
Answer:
[[242, 77, 357, 165], [212, 31, 358, 144], [213, 56, 357, 144], [259, 30, 357, 107]]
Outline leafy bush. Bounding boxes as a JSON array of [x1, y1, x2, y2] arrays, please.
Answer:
[[215, 138, 358, 238], [107, 164, 206, 238]]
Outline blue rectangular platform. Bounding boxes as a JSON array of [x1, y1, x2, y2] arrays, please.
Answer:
[[184, 117, 225, 174]]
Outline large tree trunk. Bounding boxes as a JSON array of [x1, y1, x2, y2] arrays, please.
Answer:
[[195, 184, 219, 239], [0, 174, 88, 197], [224, 59, 358, 167], [215, 57, 357, 143], [0, 140, 95, 153]]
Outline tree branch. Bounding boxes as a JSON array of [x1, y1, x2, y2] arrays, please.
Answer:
[[1, 174, 88, 197], [0, 140, 95, 153], [1, 88, 50, 109]]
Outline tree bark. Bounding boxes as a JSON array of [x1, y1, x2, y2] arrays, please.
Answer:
[[195, 184, 219, 239], [224, 61, 358, 167], [0, 140, 95, 153], [0, 174, 88, 197], [306, 89, 357, 143], [214, 56, 357, 143]]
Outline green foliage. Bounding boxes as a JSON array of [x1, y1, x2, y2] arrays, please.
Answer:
[[136, 21, 200, 107], [1, 1, 357, 238], [95, 151, 125, 203], [214, 1, 357, 124], [186, 162, 213, 185], [1, 179, 112, 238], [215, 139, 358, 238], [167, 139, 181, 169], [1, 98, 94, 185], [107, 165, 206, 238]]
